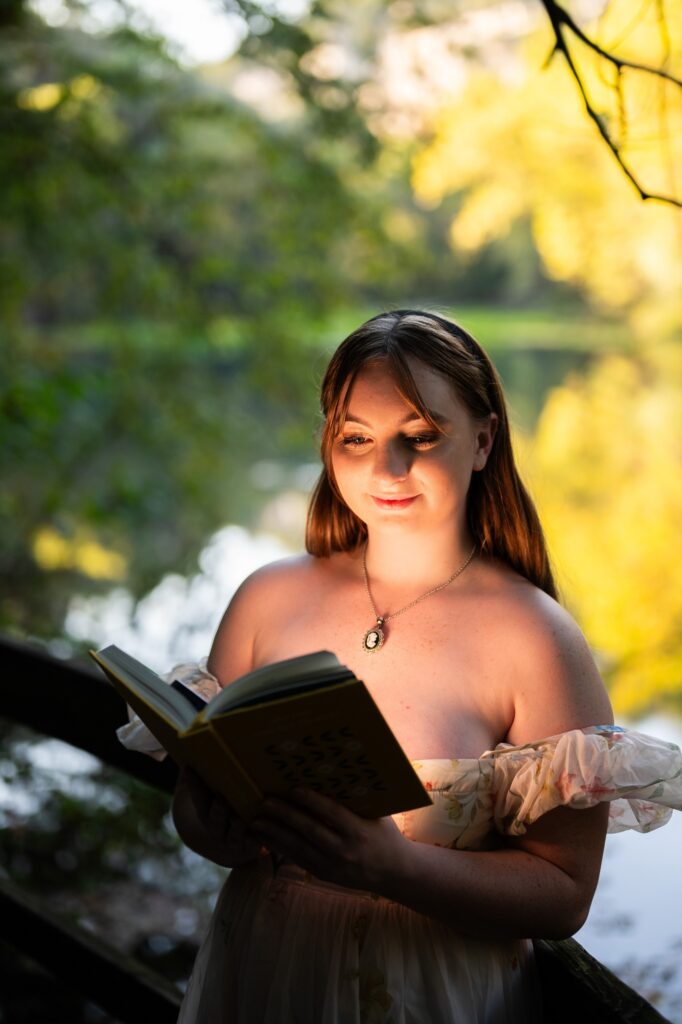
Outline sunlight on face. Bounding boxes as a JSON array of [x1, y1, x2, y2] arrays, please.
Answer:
[[330, 358, 495, 540]]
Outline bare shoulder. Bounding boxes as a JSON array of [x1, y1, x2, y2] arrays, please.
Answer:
[[474, 559, 613, 743], [207, 554, 338, 685], [240, 552, 323, 594]]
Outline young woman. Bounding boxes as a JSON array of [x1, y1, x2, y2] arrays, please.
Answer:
[[131, 310, 681, 1023]]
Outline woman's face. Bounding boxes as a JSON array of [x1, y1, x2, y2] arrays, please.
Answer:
[[330, 357, 496, 539]]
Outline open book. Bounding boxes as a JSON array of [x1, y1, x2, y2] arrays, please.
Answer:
[[90, 646, 432, 821]]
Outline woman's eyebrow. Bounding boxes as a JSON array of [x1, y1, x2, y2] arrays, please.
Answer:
[[345, 410, 450, 426]]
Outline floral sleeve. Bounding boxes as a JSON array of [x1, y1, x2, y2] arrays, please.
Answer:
[[115, 659, 220, 760], [483, 725, 682, 836]]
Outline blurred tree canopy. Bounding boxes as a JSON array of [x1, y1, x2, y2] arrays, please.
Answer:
[[0, 0, 566, 637], [525, 341, 682, 716], [1, 0, 681, 714], [224, 0, 681, 199], [412, 9, 682, 326], [0, 0, 390, 633]]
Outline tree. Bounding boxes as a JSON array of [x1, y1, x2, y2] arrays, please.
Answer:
[[411, 50, 682, 320], [525, 342, 682, 715], [220, 0, 681, 206], [0, 4, 379, 634], [1, 0, 483, 637], [538, 0, 682, 207]]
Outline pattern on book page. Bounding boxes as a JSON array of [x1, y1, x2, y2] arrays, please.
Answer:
[[264, 727, 387, 801]]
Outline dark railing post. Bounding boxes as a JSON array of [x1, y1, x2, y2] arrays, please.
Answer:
[[0, 878, 182, 1024], [0, 635, 181, 1022]]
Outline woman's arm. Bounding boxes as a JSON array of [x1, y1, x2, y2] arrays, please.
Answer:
[[171, 567, 275, 866], [248, 788, 608, 939], [172, 766, 265, 867], [378, 803, 610, 938]]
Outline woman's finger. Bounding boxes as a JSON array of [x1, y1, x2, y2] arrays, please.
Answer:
[[288, 787, 382, 838], [206, 795, 232, 840], [260, 796, 342, 847], [182, 766, 213, 816], [250, 798, 344, 858]]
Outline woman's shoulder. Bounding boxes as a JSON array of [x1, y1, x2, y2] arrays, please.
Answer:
[[473, 556, 577, 638], [217, 554, 323, 627], [207, 552, 353, 682], [472, 558, 613, 739], [235, 550, 353, 599], [241, 552, 318, 586]]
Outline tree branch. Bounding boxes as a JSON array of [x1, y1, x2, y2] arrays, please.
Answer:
[[542, 0, 682, 87], [539, 0, 682, 208]]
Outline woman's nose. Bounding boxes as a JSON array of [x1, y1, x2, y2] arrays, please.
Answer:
[[372, 441, 410, 482]]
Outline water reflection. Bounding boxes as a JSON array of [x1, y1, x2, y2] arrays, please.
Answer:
[[576, 713, 682, 1023], [65, 524, 292, 670]]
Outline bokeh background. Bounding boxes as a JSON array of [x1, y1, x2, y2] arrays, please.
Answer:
[[1, 0, 681, 1019]]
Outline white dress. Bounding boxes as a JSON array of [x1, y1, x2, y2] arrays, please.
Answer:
[[117, 675, 682, 1023], [175, 725, 682, 1024]]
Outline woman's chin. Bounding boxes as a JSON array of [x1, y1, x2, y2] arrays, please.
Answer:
[[364, 509, 425, 532]]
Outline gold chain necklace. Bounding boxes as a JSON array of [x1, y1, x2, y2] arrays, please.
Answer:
[[361, 544, 476, 653]]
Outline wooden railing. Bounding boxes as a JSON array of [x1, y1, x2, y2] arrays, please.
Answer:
[[0, 635, 181, 1024], [0, 635, 671, 1023]]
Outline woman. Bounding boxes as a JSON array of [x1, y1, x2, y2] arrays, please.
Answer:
[[161, 310, 679, 1022]]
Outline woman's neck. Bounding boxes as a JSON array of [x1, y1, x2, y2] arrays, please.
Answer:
[[362, 528, 475, 592]]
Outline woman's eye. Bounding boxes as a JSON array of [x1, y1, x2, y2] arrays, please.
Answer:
[[340, 435, 369, 448], [338, 433, 439, 450], [406, 434, 439, 448]]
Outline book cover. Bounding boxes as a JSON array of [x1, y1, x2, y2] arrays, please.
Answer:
[[91, 646, 432, 820]]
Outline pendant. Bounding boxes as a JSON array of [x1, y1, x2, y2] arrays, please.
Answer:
[[362, 618, 385, 653]]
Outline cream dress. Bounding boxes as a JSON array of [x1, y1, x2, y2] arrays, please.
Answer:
[[118, 669, 682, 1024]]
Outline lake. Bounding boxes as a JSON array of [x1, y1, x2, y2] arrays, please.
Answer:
[[575, 711, 682, 1022]]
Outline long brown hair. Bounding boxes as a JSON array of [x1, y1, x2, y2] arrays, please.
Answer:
[[306, 310, 557, 599]]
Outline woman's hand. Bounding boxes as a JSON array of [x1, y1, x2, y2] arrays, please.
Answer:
[[172, 767, 266, 868], [247, 787, 410, 891]]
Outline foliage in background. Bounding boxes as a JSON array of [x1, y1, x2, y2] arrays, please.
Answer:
[[0, 3, 381, 633], [526, 342, 682, 717], [0, 0, 574, 639], [1, 0, 681, 699], [412, 9, 682, 326]]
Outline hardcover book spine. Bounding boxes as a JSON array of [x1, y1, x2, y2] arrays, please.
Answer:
[[180, 726, 263, 820]]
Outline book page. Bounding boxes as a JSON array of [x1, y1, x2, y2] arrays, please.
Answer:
[[205, 650, 354, 719], [93, 646, 196, 731]]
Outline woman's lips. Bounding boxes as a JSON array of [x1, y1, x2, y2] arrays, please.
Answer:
[[371, 495, 417, 510]]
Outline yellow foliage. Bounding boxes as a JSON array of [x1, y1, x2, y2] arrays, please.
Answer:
[[523, 348, 682, 715], [68, 74, 102, 101], [16, 74, 102, 112], [33, 528, 127, 581], [412, 10, 682, 316], [382, 208, 421, 244], [17, 82, 64, 111], [450, 181, 526, 252]]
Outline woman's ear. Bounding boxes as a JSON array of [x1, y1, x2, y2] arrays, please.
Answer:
[[473, 413, 498, 471]]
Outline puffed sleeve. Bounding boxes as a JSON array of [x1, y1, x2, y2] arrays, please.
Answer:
[[115, 659, 221, 760], [482, 725, 682, 837]]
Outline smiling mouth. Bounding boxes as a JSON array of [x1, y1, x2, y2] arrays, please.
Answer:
[[371, 495, 418, 509]]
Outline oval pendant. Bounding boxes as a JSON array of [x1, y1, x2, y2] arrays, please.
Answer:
[[362, 625, 385, 653]]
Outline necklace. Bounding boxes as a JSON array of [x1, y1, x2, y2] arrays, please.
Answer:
[[361, 544, 477, 653]]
